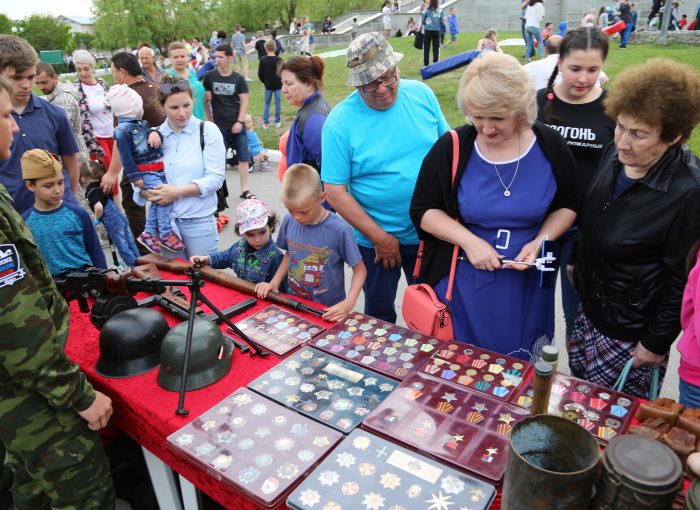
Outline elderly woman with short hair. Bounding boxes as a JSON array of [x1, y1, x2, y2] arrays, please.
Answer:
[[570, 58, 700, 398], [73, 49, 113, 167], [410, 52, 578, 361]]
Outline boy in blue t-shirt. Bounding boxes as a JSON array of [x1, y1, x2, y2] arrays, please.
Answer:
[[256, 163, 366, 322], [244, 115, 271, 172], [21, 149, 107, 277]]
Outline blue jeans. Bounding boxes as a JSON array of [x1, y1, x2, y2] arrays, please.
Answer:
[[169, 215, 219, 260], [141, 172, 173, 238], [263, 89, 281, 124], [620, 23, 633, 47], [680, 378, 700, 407], [219, 128, 250, 161], [359, 243, 419, 323], [101, 200, 140, 267], [525, 26, 544, 59]]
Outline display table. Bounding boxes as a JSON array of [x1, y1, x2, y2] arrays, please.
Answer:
[[65, 268, 333, 510], [65, 268, 675, 510]]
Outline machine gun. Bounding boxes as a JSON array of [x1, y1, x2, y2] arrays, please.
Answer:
[[55, 266, 168, 324], [56, 264, 266, 356], [136, 253, 325, 317]]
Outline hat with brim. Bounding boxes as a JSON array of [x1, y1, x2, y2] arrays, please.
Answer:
[[346, 32, 403, 87]]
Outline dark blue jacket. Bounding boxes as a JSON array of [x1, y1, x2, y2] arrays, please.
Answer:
[[209, 237, 285, 289], [286, 93, 330, 172]]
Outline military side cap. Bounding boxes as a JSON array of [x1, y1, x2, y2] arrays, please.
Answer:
[[21, 149, 62, 180]]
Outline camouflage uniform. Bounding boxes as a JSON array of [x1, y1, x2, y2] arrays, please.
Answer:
[[0, 184, 115, 509]]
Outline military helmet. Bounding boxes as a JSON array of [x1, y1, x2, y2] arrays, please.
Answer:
[[96, 308, 169, 378], [157, 318, 233, 392]]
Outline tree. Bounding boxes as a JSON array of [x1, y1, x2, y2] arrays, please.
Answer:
[[22, 15, 72, 52], [93, 0, 211, 52], [0, 13, 13, 34], [74, 32, 96, 50]]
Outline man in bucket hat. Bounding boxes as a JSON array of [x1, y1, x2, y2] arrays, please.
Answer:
[[322, 32, 449, 323]]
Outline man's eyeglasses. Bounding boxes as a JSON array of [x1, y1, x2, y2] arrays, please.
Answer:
[[361, 74, 398, 93], [159, 80, 190, 94]]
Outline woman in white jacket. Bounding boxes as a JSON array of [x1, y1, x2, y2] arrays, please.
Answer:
[[522, 0, 545, 61]]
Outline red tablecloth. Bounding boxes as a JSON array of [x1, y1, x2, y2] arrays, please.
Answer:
[[65, 270, 688, 510], [65, 269, 333, 510]]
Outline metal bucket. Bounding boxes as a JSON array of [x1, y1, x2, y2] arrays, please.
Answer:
[[594, 435, 682, 510], [685, 479, 700, 510], [502, 414, 601, 510]]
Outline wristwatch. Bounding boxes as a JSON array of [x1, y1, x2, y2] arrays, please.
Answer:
[[236, 120, 245, 126]]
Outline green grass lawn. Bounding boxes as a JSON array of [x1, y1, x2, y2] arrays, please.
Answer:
[[68, 33, 700, 153]]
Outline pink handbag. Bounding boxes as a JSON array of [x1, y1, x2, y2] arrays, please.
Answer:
[[402, 130, 459, 340]]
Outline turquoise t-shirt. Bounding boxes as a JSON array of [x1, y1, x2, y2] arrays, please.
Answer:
[[321, 80, 449, 247], [167, 68, 207, 121]]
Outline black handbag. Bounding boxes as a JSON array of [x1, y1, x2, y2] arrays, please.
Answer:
[[414, 31, 424, 49]]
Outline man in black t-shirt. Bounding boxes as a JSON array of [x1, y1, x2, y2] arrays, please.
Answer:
[[203, 43, 253, 199]]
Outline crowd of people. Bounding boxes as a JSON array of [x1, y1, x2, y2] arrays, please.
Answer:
[[1, 10, 700, 507]]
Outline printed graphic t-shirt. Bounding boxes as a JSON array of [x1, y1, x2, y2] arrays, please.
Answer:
[[537, 88, 615, 197], [276, 212, 361, 307], [202, 69, 249, 130]]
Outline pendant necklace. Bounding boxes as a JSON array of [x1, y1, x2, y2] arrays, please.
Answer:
[[485, 133, 521, 197]]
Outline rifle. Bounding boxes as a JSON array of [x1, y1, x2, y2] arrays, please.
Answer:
[[139, 292, 256, 354], [131, 265, 256, 325], [136, 253, 325, 317], [120, 263, 267, 356]]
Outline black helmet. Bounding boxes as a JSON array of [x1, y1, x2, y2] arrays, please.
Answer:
[[157, 318, 233, 392], [96, 308, 169, 378]]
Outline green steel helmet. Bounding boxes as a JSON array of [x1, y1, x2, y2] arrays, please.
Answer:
[[96, 308, 169, 378], [157, 318, 233, 392]]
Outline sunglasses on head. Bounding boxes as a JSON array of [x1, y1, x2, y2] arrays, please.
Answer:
[[159, 80, 190, 93]]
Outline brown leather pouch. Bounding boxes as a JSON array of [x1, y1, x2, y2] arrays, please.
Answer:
[[628, 417, 672, 441], [678, 408, 700, 438], [636, 398, 683, 427], [662, 427, 697, 464]]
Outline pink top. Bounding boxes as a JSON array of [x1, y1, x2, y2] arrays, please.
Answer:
[[479, 38, 498, 51], [678, 247, 700, 385]]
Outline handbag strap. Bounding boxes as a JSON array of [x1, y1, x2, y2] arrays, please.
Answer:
[[613, 357, 660, 400], [413, 130, 460, 288]]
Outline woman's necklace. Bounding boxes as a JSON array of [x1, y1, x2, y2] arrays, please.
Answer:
[[484, 133, 521, 197]]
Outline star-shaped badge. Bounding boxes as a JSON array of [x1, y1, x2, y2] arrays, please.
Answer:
[[441, 392, 457, 403], [471, 402, 488, 413], [499, 413, 516, 425]]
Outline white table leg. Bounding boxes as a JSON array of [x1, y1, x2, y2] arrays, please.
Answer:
[[179, 474, 202, 510], [141, 446, 183, 510]]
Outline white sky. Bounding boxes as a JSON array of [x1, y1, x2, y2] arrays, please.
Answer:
[[1, 0, 93, 21]]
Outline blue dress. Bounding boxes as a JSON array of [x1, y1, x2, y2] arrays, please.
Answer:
[[434, 138, 556, 361]]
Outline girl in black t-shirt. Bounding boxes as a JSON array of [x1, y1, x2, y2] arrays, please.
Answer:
[[536, 26, 616, 348]]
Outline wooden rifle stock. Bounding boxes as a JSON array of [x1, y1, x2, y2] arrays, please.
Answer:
[[136, 253, 325, 317]]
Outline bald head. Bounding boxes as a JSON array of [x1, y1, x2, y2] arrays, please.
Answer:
[[137, 46, 156, 71], [545, 35, 562, 56]]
